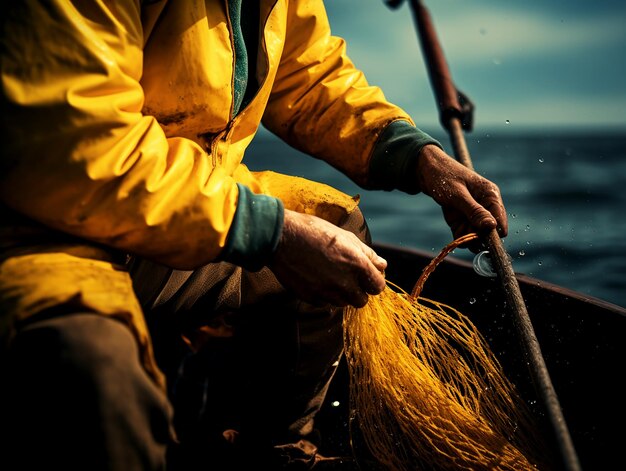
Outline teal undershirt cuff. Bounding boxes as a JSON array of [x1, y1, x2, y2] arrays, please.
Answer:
[[368, 120, 443, 194], [220, 184, 284, 271]]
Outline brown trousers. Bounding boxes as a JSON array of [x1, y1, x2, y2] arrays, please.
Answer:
[[1, 209, 369, 470]]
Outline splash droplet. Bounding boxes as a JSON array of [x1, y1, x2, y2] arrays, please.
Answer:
[[472, 251, 496, 278]]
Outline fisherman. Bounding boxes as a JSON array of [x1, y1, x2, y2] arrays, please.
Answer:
[[0, 1, 507, 470]]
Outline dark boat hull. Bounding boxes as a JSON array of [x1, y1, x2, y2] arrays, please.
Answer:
[[317, 242, 626, 470]]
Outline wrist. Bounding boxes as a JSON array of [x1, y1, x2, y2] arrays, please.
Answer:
[[416, 144, 448, 194]]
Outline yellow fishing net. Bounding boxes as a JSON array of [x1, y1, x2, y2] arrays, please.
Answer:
[[343, 234, 550, 470]]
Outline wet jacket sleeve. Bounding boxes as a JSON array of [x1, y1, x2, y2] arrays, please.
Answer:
[[261, 0, 440, 192], [0, 1, 280, 270], [369, 121, 442, 194]]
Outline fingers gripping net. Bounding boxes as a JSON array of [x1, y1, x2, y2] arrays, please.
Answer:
[[343, 234, 548, 470]]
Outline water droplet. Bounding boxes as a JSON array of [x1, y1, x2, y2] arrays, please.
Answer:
[[469, 298, 477, 305], [510, 213, 517, 218], [505, 119, 510, 125], [518, 250, 525, 256], [331, 401, 340, 407], [472, 251, 497, 278], [538, 261, 543, 266], [538, 158, 544, 163]]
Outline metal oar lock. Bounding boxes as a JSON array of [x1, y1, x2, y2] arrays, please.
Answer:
[[383, 1, 583, 470]]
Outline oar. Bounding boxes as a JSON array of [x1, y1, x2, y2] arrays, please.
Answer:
[[384, 1, 583, 470]]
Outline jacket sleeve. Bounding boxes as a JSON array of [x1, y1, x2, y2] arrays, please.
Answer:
[[0, 0, 280, 270], [261, 0, 437, 190]]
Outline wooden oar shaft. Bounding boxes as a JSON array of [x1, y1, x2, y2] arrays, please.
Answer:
[[487, 219, 582, 471], [445, 63, 583, 471], [409, 0, 583, 468], [448, 118, 473, 169]]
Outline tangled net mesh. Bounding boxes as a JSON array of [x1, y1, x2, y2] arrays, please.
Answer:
[[343, 234, 551, 470]]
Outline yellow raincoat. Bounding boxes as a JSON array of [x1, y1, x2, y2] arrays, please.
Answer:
[[0, 0, 419, 387]]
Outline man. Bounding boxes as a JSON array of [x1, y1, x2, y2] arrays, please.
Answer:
[[0, 1, 507, 470]]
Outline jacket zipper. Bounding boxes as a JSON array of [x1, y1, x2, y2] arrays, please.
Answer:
[[210, 0, 279, 164]]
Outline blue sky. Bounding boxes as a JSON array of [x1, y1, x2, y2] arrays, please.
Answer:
[[323, 0, 626, 132]]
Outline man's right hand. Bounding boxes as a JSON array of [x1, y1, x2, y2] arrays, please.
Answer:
[[269, 209, 387, 308]]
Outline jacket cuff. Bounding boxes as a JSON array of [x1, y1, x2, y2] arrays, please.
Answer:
[[220, 183, 284, 271], [368, 120, 443, 194]]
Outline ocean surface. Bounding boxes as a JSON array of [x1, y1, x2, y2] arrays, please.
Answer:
[[246, 128, 626, 309]]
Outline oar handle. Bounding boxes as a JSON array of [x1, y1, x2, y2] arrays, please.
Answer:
[[411, 0, 462, 129], [408, 1, 583, 469]]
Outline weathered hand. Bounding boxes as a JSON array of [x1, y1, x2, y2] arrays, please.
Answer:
[[416, 144, 508, 247], [269, 209, 387, 308]]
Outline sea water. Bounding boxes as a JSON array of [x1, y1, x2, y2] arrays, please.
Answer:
[[245, 128, 626, 309]]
